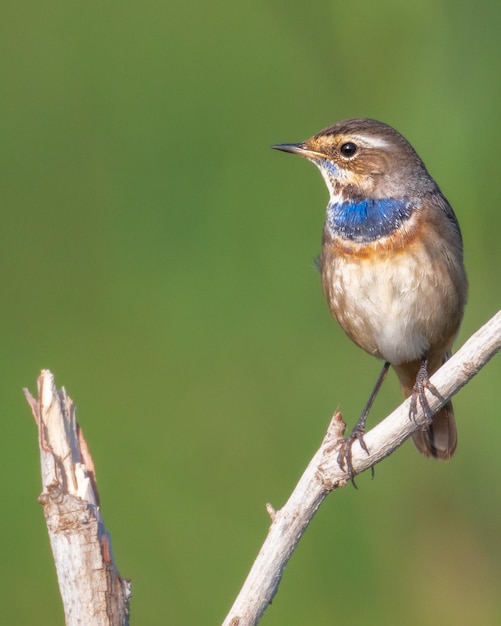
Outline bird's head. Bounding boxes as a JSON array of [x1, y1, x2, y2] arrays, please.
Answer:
[[273, 118, 435, 202]]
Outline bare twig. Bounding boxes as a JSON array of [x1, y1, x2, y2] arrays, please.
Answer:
[[222, 311, 501, 626], [24, 371, 131, 626]]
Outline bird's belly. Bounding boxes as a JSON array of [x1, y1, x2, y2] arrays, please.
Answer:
[[323, 247, 462, 365]]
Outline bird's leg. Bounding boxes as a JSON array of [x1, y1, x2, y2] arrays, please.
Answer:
[[408, 356, 444, 424], [337, 361, 390, 482]]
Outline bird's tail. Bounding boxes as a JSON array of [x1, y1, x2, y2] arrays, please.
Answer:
[[393, 359, 457, 460], [411, 401, 457, 459]]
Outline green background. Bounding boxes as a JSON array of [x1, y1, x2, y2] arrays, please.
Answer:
[[3, 1, 501, 624]]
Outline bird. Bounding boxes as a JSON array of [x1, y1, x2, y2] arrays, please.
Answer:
[[273, 118, 467, 473]]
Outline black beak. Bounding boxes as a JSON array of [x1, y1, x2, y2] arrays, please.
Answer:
[[272, 142, 305, 154], [272, 143, 323, 159]]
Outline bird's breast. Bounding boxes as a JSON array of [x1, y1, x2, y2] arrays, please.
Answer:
[[321, 210, 466, 365]]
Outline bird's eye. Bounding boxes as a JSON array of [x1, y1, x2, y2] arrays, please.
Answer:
[[339, 142, 358, 157]]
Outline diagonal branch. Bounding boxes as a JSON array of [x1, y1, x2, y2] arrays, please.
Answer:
[[222, 310, 501, 626]]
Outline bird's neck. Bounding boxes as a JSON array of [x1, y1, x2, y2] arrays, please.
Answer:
[[325, 196, 414, 242]]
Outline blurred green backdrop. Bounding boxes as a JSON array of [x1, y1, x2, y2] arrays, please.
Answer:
[[2, 0, 501, 624]]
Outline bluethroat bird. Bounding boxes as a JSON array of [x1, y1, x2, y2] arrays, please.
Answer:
[[273, 118, 467, 473]]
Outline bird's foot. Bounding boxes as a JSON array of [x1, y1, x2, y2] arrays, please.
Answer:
[[409, 359, 443, 424], [337, 424, 371, 488]]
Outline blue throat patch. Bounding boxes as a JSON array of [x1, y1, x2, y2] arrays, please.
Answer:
[[326, 198, 414, 242]]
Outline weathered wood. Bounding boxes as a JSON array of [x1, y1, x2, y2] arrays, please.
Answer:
[[25, 371, 131, 626], [222, 311, 501, 626]]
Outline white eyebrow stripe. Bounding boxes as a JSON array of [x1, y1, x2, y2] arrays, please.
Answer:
[[353, 135, 390, 149]]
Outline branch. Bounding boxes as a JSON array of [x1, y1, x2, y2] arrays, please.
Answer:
[[24, 370, 131, 626], [222, 310, 501, 626]]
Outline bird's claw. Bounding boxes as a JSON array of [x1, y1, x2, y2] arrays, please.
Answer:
[[409, 359, 443, 424], [337, 426, 371, 487]]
